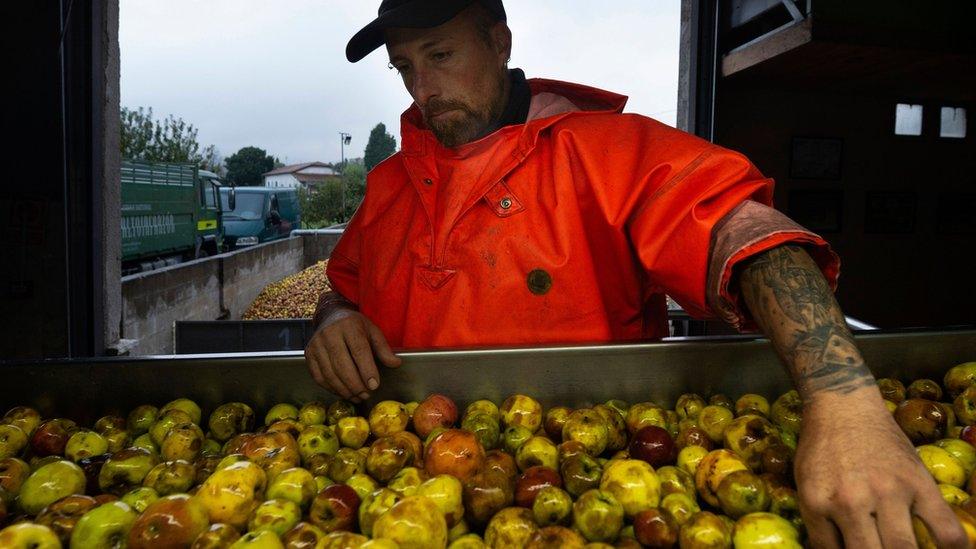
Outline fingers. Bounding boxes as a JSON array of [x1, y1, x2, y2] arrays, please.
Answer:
[[913, 487, 969, 549], [367, 321, 402, 369], [799, 500, 843, 549], [876, 500, 919, 549], [831, 509, 883, 549], [326, 336, 368, 402], [345, 330, 381, 393]]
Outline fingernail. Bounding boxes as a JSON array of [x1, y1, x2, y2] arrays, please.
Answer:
[[359, 392, 370, 400], [367, 378, 378, 390]]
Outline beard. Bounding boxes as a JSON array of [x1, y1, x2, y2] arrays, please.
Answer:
[[421, 72, 508, 148]]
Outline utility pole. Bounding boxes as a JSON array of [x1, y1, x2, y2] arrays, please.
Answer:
[[339, 132, 351, 220]]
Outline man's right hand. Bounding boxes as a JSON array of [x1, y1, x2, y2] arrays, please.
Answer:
[[305, 308, 402, 402]]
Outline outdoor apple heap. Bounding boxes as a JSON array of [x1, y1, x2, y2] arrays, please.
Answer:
[[2, 364, 976, 548]]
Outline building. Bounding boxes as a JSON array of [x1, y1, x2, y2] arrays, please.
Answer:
[[262, 162, 339, 192]]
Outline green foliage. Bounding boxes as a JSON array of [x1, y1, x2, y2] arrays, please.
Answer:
[[298, 161, 368, 227], [120, 107, 220, 172], [225, 146, 279, 186], [364, 123, 397, 172]]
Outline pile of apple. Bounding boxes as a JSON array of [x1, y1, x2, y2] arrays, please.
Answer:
[[3, 363, 976, 549], [243, 260, 330, 320]]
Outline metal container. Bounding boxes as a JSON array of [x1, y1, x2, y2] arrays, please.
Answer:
[[2, 328, 973, 422]]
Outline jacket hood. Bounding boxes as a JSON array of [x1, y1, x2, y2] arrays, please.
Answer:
[[399, 78, 629, 155]]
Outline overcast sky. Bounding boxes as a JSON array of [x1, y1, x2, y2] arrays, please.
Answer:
[[120, 1, 680, 165]]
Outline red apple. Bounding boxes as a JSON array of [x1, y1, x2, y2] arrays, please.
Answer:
[[633, 508, 679, 547], [77, 454, 110, 496], [629, 426, 677, 468], [515, 466, 563, 508], [424, 429, 485, 483], [308, 484, 360, 533], [961, 426, 976, 448], [34, 494, 99, 546], [484, 449, 518, 481], [30, 419, 77, 457], [463, 469, 515, 527], [413, 394, 458, 439], [127, 494, 210, 548]]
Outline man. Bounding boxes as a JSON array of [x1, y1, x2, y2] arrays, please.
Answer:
[[305, 1, 967, 547]]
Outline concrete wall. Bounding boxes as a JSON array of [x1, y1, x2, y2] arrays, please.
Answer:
[[120, 232, 343, 355]]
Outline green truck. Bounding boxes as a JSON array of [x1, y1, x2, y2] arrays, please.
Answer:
[[120, 160, 232, 274]]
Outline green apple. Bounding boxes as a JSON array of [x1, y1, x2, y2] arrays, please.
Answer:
[[344, 473, 379, 501], [121, 486, 159, 514], [327, 447, 365, 483], [571, 489, 624, 543], [462, 413, 500, 451], [101, 428, 130, 454], [368, 401, 410, 438], [502, 426, 534, 455], [149, 410, 193, 447], [464, 400, 500, 423], [416, 474, 465, 527], [2, 406, 43, 437], [358, 487, 404, 537], [326, 401, 357, 425], [160, 398, 202, 425], [297, 425, 339, 463], [562, 409, 609, 457], [142, 459, 196, 495], [161, 422, 206, 462], [0, 522, 62, 549], [0, 424, 28, 460], [483, 506, 538, 548], [515, 436, 559, 472], [732, 512, 801, 548], [599, 459, 661, 518], [372, 495, 449, 548], [208, 403, 255, 442], [266, 467, 316, 509], [130, 433, 158, 455], [70, 500, 138, 549], [229, 529, 285, 548], [247, 498, 301, 537], [126, 405, 158, 436], [264, 404, 299, 427], [65, 431, 109, 462], [335, 416, 370, 449], [191, 523, 241, 548], [531, 485, 573, 526], [98, 447, 159, 496], [298, 402, 328, 426], [448, 533, 487, 548], [19, 459, 87, 515]]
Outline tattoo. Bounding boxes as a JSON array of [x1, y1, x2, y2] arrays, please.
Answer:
[[740, 246, 874, 399]]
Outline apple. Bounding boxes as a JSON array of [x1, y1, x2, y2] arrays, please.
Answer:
[[716, 469, 770, 518], [484, 449, 518, 481], [917, 444, 967, 487], [201, 438, 223, 458], [373, 495, 449, 548], [387, 466, 428, 497], [121, 486, 159, 513], [499, 395, 543, 433], [531, 485, 573, 527], [327, 447, 366, 483], [208, 403, 255, 442], [297, 425, 339, 463], [222, 433, 254, 457], [391, 431, 424, 468], [657, 465, 696, 499], [196, 460, 267, 529], [142, 459, 196, 495], [732, 512, 801, 548], [98, 447, 159, 496], [896, 399, 950, 444], [126, 405, 158, 436], [345, 473, 379, 501], [161, 422, 206, 462], [149, 409, 193, 447], [722, 414, 781, 470], [562, 409, 609, 456], [625, 403, 668, 436], [677, 445, 708, 477], [295, 402, 326, 427], [629, 426, 676, 468], [515, 436, 558, 472], [694, 449, 749, 508], [30, 419, 77, 457], [0, 424, 27, 460], [366, 436, 413, 484], [462, 469, 514, 527], [502, 425, 533, 455], [75, 454, 109, 496], [0, 457, 31, 497], [101, 428, 130, 454], [2, 407, 42, 437], [61, 431, 106, 462], [69, 500, 138, 549], [267, 419, 305, 439], [483, 506, 538, 548], [447, 519, 471, 544], [413, 394, 458, 439], [326, 401, 357, 426], [0, 522, 61, 549], [877, 378, 907, 404], [678, 511, 732, 548], [543, 407, 572, 441], [131, 433, 157, 455], [19, 459, 87, 515], [416, 474, 464, 527], [368, 401, 410, 438], [247, 498, 301, 537], [559, 454, 602, 498], [572, 489, 624, 543], [358, 487, 404, 537], [267, 467, 316, 509], [424, 429, 485, 483], [908, 379, 944, 401], [515, 466, 562, 508], [675, 394, 707, 421], [241, 431, 301, 481], [735, 394, 771, 418], [191, 523, 241, 549], [464, 400, 500, 423], [460, 414, 499, 452], [128, 494, 210, 548], [599, 459, 661, 518], [160, 398, 202, 425], [308, 483, 360, 533], [34, 493, 99, 545], [661, 492, 700, 527], [448, 534, 486, 548], [770, 391, 802, 436], [281, 521, 325, 549], [633, 508, 679, 548], [592, 404, 628, 452], [229, 530, 286, 548], [556, 440, 588, 463], [335, 417, 370, 450], [696, 405, 734, 444]]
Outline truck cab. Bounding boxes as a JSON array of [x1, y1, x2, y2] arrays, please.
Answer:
[[219, 187, 300, 249], [196, 169, 224, 258]]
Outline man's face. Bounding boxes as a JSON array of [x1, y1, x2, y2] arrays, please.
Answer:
[[386, 8, 511, 148]]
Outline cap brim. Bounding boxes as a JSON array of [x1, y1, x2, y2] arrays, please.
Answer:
[[346, 0, 478, 63]]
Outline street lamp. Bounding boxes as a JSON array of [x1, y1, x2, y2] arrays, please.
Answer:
[[339, 132, 352, 219]]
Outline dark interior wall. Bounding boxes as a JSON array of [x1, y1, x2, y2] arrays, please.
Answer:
[[1, 4, 70, 357], [715, 83, 975, 328]]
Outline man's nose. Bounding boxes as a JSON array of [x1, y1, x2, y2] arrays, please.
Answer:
[[410, 68, 440, 106]]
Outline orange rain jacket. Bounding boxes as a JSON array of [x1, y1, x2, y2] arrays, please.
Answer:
[[325, 79, 839, 348]]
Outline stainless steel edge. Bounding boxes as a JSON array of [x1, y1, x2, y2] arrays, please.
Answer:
[[1, 329, 973, 423]]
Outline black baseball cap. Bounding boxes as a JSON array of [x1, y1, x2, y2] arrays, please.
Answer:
[[346, 0, 506, 63]]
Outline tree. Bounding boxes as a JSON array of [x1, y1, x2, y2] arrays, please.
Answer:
[[297, 161, 367, 228], [120, 106, 219, 171], [225, 146, 279, 186], [199, 145, 225, 176], [340, 162, 367, 219], [363, 123, 397, 172]]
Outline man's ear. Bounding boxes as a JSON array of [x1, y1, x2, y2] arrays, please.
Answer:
[[491, 22, 513, 65]]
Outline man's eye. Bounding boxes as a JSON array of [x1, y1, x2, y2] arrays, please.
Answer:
[[432, 51, 452, 62]]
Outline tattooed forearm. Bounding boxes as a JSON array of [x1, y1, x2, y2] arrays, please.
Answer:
[[739, 245, 875, 400]]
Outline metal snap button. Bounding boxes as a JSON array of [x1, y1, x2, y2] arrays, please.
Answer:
[[423, 178, 433, 185], [527, 269, 552, 295], [500, 197, 513, 210]]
